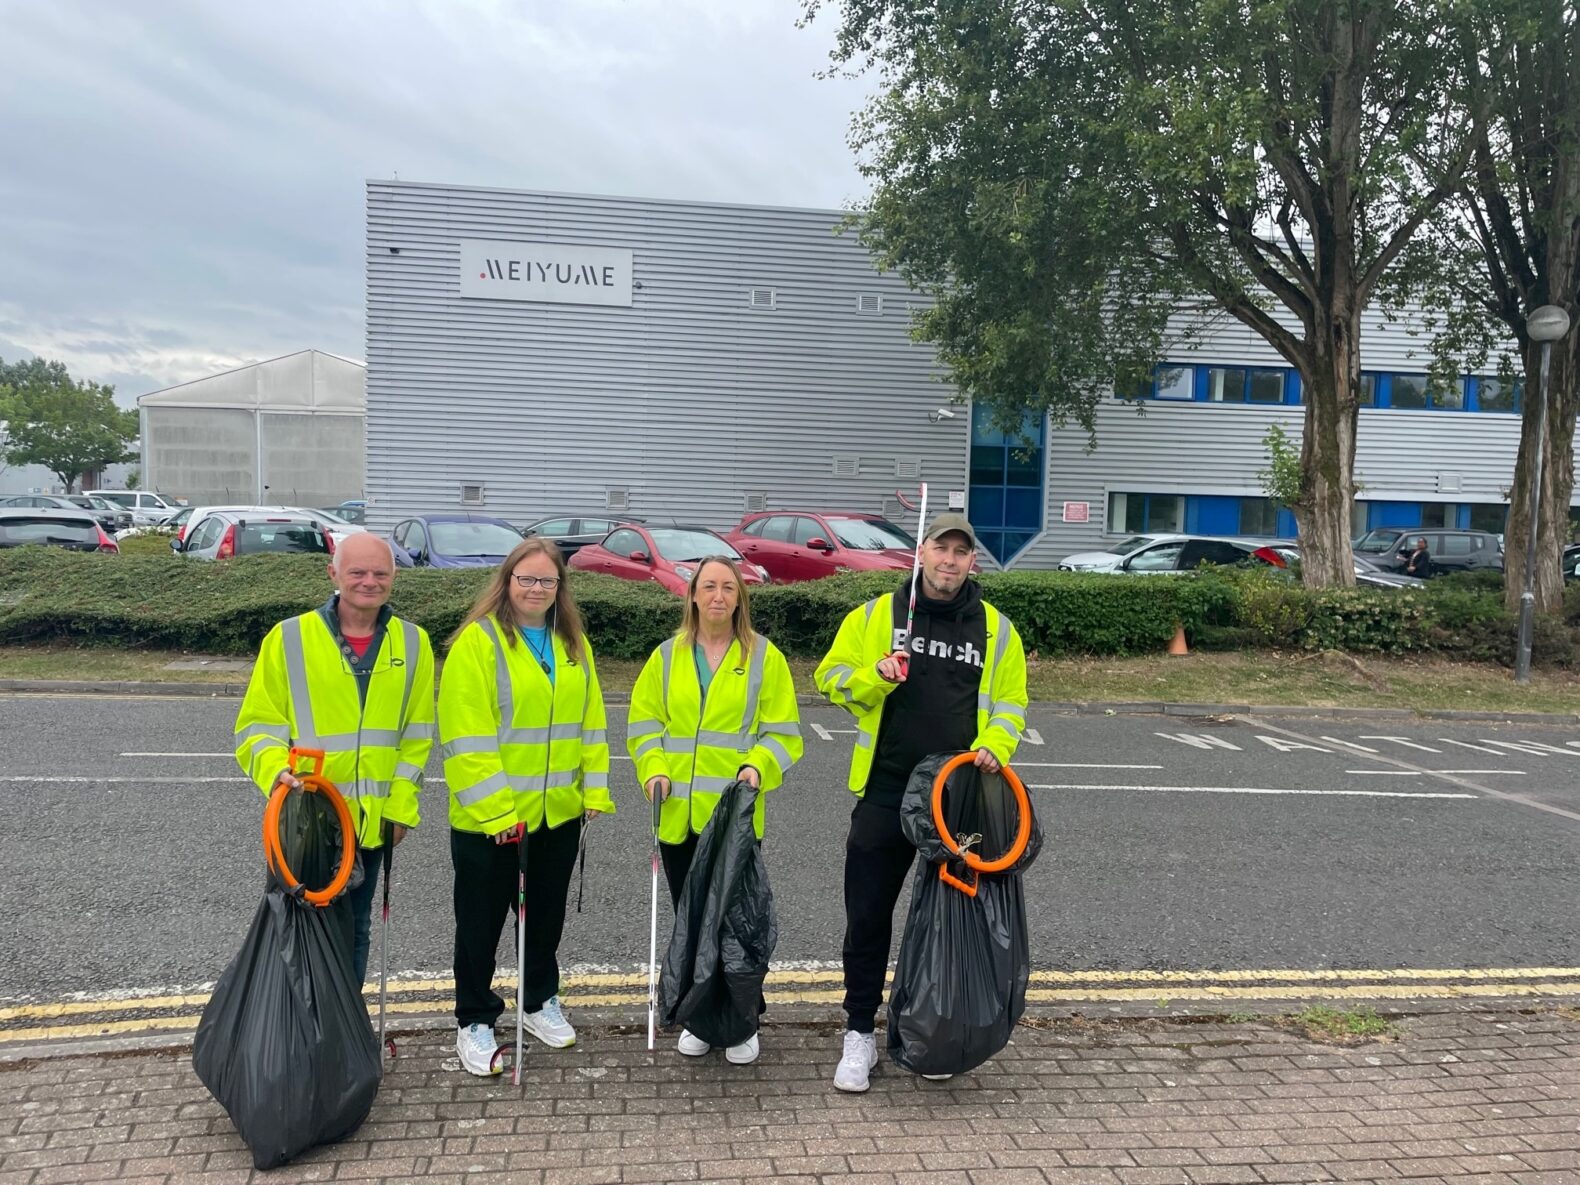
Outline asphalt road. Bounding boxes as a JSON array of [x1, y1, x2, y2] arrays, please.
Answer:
[[2, 693, 1578, 1001]]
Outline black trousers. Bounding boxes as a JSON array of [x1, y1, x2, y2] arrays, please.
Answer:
[[841, 797, 919, 1034], [451, 820, 582, 1028]]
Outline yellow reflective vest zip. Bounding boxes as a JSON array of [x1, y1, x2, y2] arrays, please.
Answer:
[[814, 592, 1028, 793], [234, 609, 436, 848], [626, 634, 802, 844], [439, 616, 613, 835]]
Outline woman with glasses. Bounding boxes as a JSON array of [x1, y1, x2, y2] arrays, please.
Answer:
[[627, 555, 803, 1065], [439, 538, 612, 1075]]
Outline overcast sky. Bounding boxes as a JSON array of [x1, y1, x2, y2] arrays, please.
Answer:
[[0, 0, 871, 404]]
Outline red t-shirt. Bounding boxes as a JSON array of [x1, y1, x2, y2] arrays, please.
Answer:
[[343, 633, 373, 660]]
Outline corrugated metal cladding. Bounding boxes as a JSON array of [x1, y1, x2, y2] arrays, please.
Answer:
[[364, 181, 966, 535], [366, 181, 1563, 566]]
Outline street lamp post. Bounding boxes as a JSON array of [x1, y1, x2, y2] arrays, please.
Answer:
[[1514, 303, 1573, 685]]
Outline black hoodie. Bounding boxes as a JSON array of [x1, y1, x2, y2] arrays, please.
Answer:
[[865, 576, 989, 808]]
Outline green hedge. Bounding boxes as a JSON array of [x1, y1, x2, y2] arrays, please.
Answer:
[[0, 548, 1575, 666]]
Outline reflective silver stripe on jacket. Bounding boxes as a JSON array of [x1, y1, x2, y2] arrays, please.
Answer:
[[583, 771, 609, 791], [580, 728, 606, 747], [862, 597, 881, 625], [278, 616, 408, 751], [478, 618, 514, 724], [454, 769, 510, 808], [402, 722, 436, 740], [823, 664, 854, 703], [349, 778, 391, 800], [758, 735, 795, 771], [236, 722, 290, 745], [633, 736, 664, 759], [394, 761, 425, 788], [627, 718, 662, 736], [664, 773, 737, 802], [397, 618, 419, 728]]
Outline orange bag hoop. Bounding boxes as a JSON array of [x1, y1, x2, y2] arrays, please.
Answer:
[[930, 752, 1033, 897], [262, 747, 356, 908]]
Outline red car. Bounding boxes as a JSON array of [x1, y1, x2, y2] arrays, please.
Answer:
[[568, 523, 770, 595], [725, 510, 922, 583]]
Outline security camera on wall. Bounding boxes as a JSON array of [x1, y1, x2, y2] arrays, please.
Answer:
[[928, 407, 956, 423]]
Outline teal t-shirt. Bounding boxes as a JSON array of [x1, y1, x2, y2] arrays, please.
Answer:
[[693, 643, 715, 698], [521, 625, 556, 684]]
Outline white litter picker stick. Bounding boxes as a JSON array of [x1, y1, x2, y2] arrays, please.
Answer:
[[647, 781, 663, 1051], [895, 482, 929, 677]]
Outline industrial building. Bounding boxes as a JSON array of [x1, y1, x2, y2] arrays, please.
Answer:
[[137, 350, 365, 508], [364, 180, 1576, 568]]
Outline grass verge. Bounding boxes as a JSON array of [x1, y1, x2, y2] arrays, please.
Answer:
[[1280, 1004, 1394, 1043], [1, 645, 1578, 713]]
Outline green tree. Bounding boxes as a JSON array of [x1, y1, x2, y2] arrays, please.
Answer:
[[1258, 423, 1304, 512], [1385, 0, 1577, 615], [0, 357, 138, 492], [805, 0, 1479, 586]]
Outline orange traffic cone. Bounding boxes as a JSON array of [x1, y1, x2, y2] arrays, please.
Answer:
[[1167, 624, 1189, 657]]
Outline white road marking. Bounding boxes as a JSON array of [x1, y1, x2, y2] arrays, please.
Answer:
[[1322, 736, 1377, 752], [1245, 717, 1580, 824], [1256, 736, 1331, 753], [810, 722, 834, 741], [1347, 770, 1420, 776], [120, 752, 232, 758], [1014, 763, 1164, 770], [1480, 739, 1579, 758], [1022, 727, 1044, 746], [1438, 738, 1506, 755], [1359, 736, 1443, 753], [1027, 783, 1475, 800], [1441, 769, 1525, 775], [1155, 732, 1242, 751]]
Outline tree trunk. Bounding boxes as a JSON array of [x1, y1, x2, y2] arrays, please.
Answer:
[[1504, 332, 1578, 615], [1293, 313, 1361, 588]]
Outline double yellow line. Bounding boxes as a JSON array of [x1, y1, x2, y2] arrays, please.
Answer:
[[3, 965, 1577, 1047]]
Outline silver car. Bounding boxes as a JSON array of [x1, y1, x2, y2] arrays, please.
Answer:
[[172, 511, 332, 560]]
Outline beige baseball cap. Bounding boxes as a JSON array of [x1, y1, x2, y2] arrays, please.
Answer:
[[923, 512, 978, 548]]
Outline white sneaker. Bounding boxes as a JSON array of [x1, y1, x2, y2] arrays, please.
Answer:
[[725, 1033, 760, 1065], [833, 1029, 878, 1093], [456, 1023, 501, 1076], [921, 1073, 954, 1081], [676, 1029, 710, 1057], [522, 995, 576, 1048]]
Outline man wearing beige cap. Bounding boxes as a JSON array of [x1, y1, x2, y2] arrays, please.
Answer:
[[815, 512, 1029, 1092]]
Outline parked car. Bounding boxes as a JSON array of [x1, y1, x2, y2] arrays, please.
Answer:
[[1563, 544, 1579, 583], [1061, 534, 1265, 574], [0, 493, 129, 536], [569, 523, 769, 595], [164, 504, 366, 548], [520, 513, 643, 559], [389, 514, 524, 568], [1251, 544, 1426, 590], [0, 507, 120, 553], [326, 501, 367, 526], [724, 510, 920, 582], [1353, 528, 1503, 575], [87, 489, 183, 527], [171, 511, 332, 560]]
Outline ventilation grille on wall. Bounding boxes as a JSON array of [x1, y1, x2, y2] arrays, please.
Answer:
[[744, 492, 767, 512], [883, 498, 905, 520], [606, 487, 630, 512], [748, 288, 776, 309], [459, 482, 485, 506], [857, 293, 883, 315], [1437, 472, 1463, 493], [833, 457, 859, 478], [895, 459, 921, 480]]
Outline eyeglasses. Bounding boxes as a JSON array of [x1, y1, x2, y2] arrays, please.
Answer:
[[511, 575, 561, 590]]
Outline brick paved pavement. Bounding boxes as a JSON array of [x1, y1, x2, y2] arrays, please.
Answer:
[[0, 1008, 1576, 1184]]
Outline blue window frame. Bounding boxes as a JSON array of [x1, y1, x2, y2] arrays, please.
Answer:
[[968, 408, 1045, 565], [1373, 373, 1468, 411], [1126, 363, 1299, 405], [1468, 376, 1521, 414]]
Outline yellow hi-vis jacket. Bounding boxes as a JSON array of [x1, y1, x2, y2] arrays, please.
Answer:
[[438, 615, 613, 835], [234, 609, 436, 848], [814, 592, 1028, 793], [626, 634, 802, 844]]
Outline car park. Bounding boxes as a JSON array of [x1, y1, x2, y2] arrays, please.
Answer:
[[724, 510, 919, 582], [0, 507, 120, 553], [87, 489, 183, 527], [568, 523, 768, 595], [164, 504, 366, 548], [1251, 544, 1426, 589], [1061, 534, 1266, 574], [1058, 534, 1179, 571], [519, 514, 642, 559], [1353, 527, 1503, 575], [389, 514, 524, 568], [171, 511, 332, 560], [1, 493, 129, 536]]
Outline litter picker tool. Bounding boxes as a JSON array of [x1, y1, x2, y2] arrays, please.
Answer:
[[893, 481, 929, 677], [513, 825, 527, 1085], [378, 821, 396, 1059], [646, 781, 663, 1052]]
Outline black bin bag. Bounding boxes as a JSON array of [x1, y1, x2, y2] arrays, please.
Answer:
[[193, 782, 382, 1171], [887, 751, 1043, 1076], [658, 779, 778, 1049]]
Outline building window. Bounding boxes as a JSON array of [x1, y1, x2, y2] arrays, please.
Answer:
[[1391, 375, 1429, 409], [1378, 373, 1468, 411], [1206, 367, 1286, 404], [1239, 497, 1280, 536], [1421, 503, 1460, 530], [1247, 370, 1285, 404], [1358, 374, 1378, 407], [968, 408, 1044, 564], [1476, 377, 1520, 413], [1155, 366, 1193, 400], [1469, 503, 1507, 533], [1108, 492, 1185, 534]]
